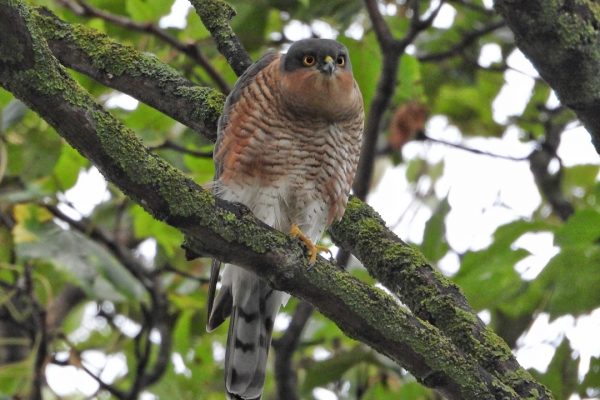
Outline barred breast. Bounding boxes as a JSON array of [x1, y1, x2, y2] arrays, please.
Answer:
[[215, 56, 363, 237]]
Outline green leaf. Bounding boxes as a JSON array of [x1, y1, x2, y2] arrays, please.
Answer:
[[562, 164, 600, 197], [130, 204, 183, 257], [0, 88, 13, 108], [231, 4, 270, 52], [302, 346, 377, 392], [434, 70, 503, 137], [531, 339, 578, 399], [363, 381, 431, 400], [420, 198, 450, 262], [405, 157, 426, 183], [52, 143, 88, 191], [518, 81, 551, 138], [1, 100, 27, 132], [122, 103, 175, 146], [14, 205, 146, 302], [184, 153, 215, 185], [126, 0, 173, 22], [555, 209, 600, 246], [0, 356, 34, 397], [395, 55, 425, 104], [581, 356, 600, 394], [537, 245, 600, 318], [339, 34, 381, 112], [454, 247, 527, 310], [0, 224, 12, 263], [454, 219, 556, 311], [5, 119, 63, 182]]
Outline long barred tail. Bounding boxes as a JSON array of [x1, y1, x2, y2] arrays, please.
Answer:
[[208, 265, 283, 400]]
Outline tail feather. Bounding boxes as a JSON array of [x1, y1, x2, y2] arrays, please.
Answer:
[[210, 265, 283, 400]]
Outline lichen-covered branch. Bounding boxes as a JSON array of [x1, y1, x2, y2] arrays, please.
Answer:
[[329, 198, 553, 399], [56, 0, 231, 93], [495, 0, 600, 154], [189, 0, 252, 77], [0, 1, 520, 398], [34, 8, 224, 140]]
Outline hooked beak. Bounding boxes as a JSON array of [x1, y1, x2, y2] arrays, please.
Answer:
[[319, 55, 335, 76]]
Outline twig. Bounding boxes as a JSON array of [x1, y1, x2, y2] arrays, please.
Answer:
[[418, 20, 505, 62], [149, 139, 213, 158], [45, 203, 174, 398], [420, 132, 530, 161], [57, 0, 230, 93], [156, 264, 210, 284], [45, 204, 155, 290], [52, 349, 128, 399]]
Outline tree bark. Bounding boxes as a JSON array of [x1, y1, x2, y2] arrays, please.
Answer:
[[495, 0, 600, 154]]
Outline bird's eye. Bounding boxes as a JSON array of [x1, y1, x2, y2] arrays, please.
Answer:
[[302, 55, 316, 67], [336, 55, 346, 66]]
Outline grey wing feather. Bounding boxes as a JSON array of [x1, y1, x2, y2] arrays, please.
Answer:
[[207, 51, 279, 332]]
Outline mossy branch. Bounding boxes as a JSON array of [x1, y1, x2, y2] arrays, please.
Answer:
[[330, 198, 553, 399], [0, 0, 516, 398], [495, 0, 600, 153], [189, 0, 252, 77], [34, 7, 224, 141]]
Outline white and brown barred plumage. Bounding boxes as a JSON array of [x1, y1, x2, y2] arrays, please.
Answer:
[[207, 38, 364, 400]]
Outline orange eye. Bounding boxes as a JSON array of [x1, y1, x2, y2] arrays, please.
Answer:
[[337, 55, 345, 66], [302, 55, 316, 66]]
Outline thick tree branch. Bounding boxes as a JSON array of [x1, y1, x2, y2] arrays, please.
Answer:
[[495, 0, 600, 154], [0, 1, 532, 397], [34, 8, 224, 140], [56, 0, 231, 93], [330, 198, 552, 399]]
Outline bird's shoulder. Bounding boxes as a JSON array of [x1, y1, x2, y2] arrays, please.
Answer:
[[218, 51, 280, 132], [214, 51, 281, 179]]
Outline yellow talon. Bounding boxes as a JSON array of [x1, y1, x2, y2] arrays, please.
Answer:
[[290, 224, 330, 265]]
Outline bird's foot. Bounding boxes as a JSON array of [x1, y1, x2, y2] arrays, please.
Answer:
[[290, 224, 330, 265]]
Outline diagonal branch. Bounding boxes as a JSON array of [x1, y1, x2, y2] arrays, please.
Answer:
[[495, 0, 600, 154], [0, 1, 531, 398], [56, 0, 231, 93], [329, 198, 551, 399], [34, 8, 224, 140], [188, 0, 252, 77]]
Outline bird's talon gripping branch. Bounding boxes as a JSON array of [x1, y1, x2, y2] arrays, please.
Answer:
[[290, 224, 329, 265]]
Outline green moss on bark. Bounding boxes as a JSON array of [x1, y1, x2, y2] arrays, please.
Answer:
[[33, 8, 225, 137]]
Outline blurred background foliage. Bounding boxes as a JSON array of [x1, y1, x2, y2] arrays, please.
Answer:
[[0, 0, 599, 399]]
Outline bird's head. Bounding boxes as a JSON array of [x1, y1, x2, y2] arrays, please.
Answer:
[[279, 38, 361, 120]]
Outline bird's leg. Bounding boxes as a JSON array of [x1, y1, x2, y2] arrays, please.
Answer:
[[289, 224, 330, 265]]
